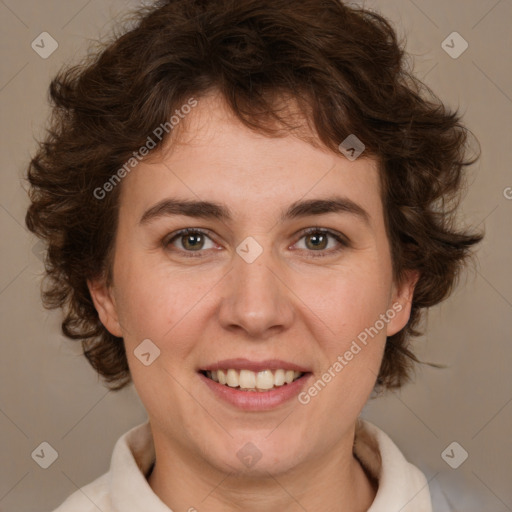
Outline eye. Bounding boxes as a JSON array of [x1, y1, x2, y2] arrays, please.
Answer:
[[163, 227, 349, 259], [293, 227, 348, 257], [164, 228, 218, 257]]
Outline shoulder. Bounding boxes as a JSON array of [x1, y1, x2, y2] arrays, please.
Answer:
[[51, 471, 112, 512]]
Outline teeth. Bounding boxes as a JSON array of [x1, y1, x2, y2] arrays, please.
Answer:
[[226, 369, 238, 387], [239, 369, 256, 389], [274, 369, 285, 386], [255, 370, 274, 390], [204, 369, 303, 391]]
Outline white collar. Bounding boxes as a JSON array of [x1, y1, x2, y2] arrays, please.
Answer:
[[354, 419, 432, 511]]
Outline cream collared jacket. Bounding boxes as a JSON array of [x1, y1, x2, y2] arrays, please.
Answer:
[[53, 419, 447, 511]]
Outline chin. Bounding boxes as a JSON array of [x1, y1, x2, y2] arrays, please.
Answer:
[[204, 430, 308, 477]]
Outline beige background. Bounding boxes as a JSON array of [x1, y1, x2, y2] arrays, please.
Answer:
[[0, 0, 511, 510]]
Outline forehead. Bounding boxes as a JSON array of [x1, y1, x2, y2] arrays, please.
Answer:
[[118, 93, 383, 227]]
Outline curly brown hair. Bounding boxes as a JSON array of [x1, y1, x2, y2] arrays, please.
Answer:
[[25, 0, 483, 391]]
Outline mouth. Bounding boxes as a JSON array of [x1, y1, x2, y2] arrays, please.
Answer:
[[198, 358, 312, 410], [199, 368, 306, 392]]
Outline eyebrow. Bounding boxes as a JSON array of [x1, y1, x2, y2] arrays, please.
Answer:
[[139, 196, 370, 226]]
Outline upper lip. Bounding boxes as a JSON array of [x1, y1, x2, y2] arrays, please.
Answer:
[[200, 358, 311, 373]]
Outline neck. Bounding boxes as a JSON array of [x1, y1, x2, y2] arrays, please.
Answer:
[[147, 430, 377, 512]]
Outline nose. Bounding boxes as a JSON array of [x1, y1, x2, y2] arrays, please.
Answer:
[[217, 245, 295, 340]]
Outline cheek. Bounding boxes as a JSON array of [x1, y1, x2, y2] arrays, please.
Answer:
[[308, 257, 393, 410], [112, 253, 201, 346], [296, 269, 390, 424], [112, 260, 212, 421], [296, 256, 393, 354]]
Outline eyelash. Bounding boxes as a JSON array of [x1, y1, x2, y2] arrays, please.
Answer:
[[163, 227, 349, 259]]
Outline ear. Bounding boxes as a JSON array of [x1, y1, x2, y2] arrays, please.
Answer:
[[87, 278, 123, 338], [386, 270, 420, 337]]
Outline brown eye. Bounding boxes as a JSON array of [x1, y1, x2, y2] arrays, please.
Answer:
[[294, 228, 348, 257], [164, 228, 216, 256], [304, 232, 329, 250], [180, 232, 205, 251]]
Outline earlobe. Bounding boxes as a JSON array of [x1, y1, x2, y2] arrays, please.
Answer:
[[87, 278, 123, 337], [386, 270, 420, 337]]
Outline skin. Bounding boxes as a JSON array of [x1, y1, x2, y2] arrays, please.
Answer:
[[88, 91, 418, 512]]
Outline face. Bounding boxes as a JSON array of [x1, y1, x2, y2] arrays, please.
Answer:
[[89, 92, 416, 478]]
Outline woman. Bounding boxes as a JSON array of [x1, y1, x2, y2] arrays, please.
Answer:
[[25, 0, 482, 510]]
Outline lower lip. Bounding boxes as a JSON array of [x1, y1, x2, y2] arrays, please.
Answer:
[[199, 372, 311, 411]]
